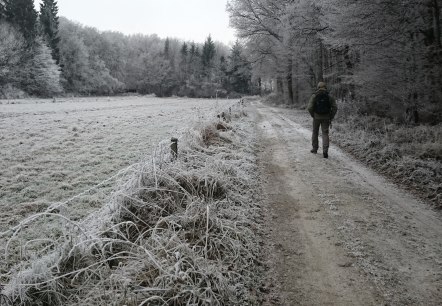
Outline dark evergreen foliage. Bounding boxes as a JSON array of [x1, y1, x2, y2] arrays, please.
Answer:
[[0, 0, 6, 19], [180, 42, 188, 57], [39, 0, 60, 64], [179, 42, 189, 81], [201, 35, 216, 79], [219, 55, 228, 88], [5, 0, 38, 43], [163, 37, 170, 58], [227, 41, 251, 94]]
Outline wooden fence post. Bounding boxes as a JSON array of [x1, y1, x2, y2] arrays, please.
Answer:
[[171, 137, 178, 159]]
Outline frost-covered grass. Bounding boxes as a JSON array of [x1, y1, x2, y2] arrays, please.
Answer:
[[0, 96, 237, 229], [332, 115, 442, 208], [0, 100, 264, 305]]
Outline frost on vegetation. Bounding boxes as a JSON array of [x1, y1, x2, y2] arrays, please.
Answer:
[[333, 115, 442, 208], [0, 102, 263, 305]]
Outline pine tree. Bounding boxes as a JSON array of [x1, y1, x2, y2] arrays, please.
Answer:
[[180, 42, 188, 57], [188, 42, 201, 81], [201, 35, 216, 80], [5, 0, 38, 43], [163, 37, 170, 59], [21, 38, 62, 96], [0, 0, 5, 20], [202, 35, 216, 69], [179, 42, 189, 81], [189, 42, 196, 56], [218, 55, 228, 88], [40, 0, 60, 64], [228, 41, 251, 93]]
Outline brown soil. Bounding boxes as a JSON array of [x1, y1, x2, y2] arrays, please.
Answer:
[[253, 102, 442, 306]]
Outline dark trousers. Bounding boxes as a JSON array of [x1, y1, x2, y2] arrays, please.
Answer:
[[312, 118, 330, 153]]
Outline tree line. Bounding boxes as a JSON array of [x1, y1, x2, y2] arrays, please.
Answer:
[[227, 0, 442, 123], [0, 0, 255, 98]]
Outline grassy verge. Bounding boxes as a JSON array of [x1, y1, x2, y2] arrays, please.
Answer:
[[1, 102, 264, 305], [332, 114, 441, 208]]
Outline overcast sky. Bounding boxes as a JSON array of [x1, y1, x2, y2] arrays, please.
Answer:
[[34, 0, 237, 44]]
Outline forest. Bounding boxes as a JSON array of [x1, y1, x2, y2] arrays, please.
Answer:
[[1, 0, 441, 123], [228, 0, 442, 124], [0, 0, 255, 99]]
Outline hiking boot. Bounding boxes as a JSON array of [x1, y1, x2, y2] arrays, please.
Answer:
[[323, 152, 328, 159], [310, 149, 317, 154]]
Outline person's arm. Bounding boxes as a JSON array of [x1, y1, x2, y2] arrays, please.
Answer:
[[307, 94, 315, 117]]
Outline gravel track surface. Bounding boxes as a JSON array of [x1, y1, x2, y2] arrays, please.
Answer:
[[254, 102, 442, 306]]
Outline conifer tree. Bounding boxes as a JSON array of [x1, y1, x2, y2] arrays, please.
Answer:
[[163, 37, 170, 58], [0, 0, 5, 20], [201, 35, 216, 79], [5, 0, 38, 43], [40, 0, 60, 64], [21, 38, 62, 96], [218, 55, 228, 88], [180, 42, 188, 57], [179, 42, 189, 81], [228, 41, 251, 93], [188, 42, 201, 81], [202, 35, 215, 68], [189, 42, 196, 56]]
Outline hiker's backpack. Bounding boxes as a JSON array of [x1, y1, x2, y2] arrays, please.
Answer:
[[314, 91, 331, 114]]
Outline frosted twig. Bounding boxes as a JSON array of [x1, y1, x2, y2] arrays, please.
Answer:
[[204, 205, 210, 259]]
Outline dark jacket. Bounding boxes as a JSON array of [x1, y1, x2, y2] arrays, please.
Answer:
[[307, 89, 338, 120]]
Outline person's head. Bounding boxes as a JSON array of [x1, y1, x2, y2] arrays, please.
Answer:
[[317, 82, 327, 90]]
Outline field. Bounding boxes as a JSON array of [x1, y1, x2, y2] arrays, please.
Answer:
[[0, 96, 265, 305], [0, 96, 236, 230]]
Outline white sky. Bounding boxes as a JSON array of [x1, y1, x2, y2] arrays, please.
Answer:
[[34, 0, 237, 44]]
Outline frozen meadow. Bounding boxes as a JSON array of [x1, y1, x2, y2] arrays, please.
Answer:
[[0, 96, 236, 230], [0, 96, 263, 305]]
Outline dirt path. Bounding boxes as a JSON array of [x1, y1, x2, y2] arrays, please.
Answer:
[[253, 102, 442, 305]]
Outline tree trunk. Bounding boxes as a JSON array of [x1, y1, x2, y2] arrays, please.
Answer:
[[427, 0, 442, 104], [293, 60, 300, 105], [433, 0, 441, 48], [276, 76, 284, 98], [317, 39, 324, 82], [323, 45, 330, 83], [286, 58, 294, 105], [433, 0, 442, 107], [343, 45, 355, 99]]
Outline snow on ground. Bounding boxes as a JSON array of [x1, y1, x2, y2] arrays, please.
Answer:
[[0, 96, 236, 230]]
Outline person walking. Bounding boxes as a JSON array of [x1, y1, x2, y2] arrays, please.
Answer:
[[307, 82, 338, 158]]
